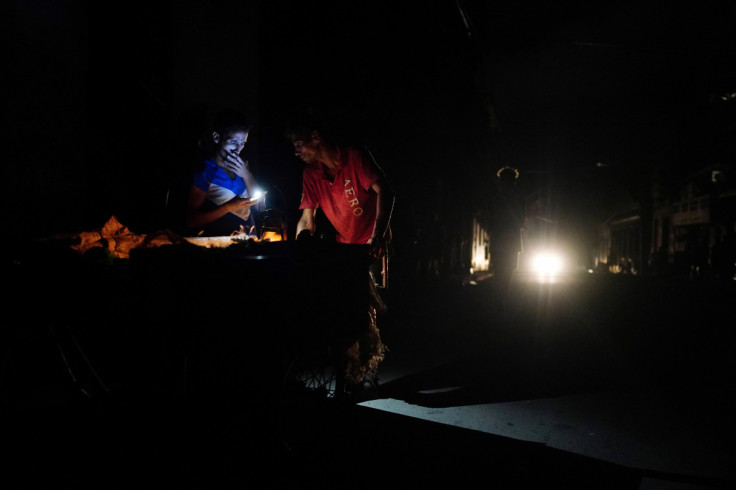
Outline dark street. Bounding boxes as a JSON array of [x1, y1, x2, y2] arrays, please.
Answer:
[[5, 1, 736, 488], [3, 245, 735, 489]]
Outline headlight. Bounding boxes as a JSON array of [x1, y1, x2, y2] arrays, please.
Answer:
[[531, 252, 564, 276]]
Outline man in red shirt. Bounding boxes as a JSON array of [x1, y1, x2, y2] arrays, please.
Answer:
[[287, 122, 394, 257], [287, 117, 395, 391]]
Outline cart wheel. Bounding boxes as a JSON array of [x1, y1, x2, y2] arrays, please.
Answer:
[[278, 351, 351, 453], [281, 346, 353, 405], [284, 356, 338, 400]]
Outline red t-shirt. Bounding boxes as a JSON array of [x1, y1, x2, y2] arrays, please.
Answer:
[[299, 147, 383, 244]]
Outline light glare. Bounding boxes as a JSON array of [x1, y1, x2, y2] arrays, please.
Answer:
[[532, 252, 563, 276]]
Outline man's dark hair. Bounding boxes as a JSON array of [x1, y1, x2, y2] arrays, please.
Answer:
[[497, 166, 520, 182], [283, 101, 357, 145], [284, 112, 334, 142]]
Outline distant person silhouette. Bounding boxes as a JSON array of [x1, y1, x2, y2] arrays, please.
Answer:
[[487, 166, 527, 308]]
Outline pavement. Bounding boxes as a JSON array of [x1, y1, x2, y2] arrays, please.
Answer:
[[3, 262, 736, 489], [368, 272, 736, 490]]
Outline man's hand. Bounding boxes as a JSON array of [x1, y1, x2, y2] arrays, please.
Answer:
[[297, 229, 313, 241], [368, 235, 388, 259]]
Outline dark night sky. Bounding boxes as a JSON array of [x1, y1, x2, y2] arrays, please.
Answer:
[[7, 1, 736, 257]]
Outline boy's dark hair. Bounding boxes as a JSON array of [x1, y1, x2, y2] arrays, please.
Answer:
[[212, 109, 252, 137]]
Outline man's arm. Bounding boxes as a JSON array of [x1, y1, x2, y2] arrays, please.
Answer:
[[369, 176, 395, 244], [296, 208, 317, 237], [360, 147, 395, 245]]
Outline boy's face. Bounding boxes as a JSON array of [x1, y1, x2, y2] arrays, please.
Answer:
[[215, 129, 248, 158]]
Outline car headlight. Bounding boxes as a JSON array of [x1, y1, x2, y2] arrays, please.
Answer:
[[531, 252, 564, 276]]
